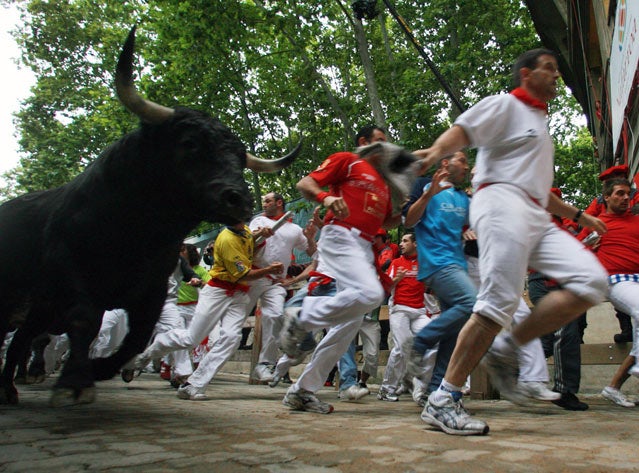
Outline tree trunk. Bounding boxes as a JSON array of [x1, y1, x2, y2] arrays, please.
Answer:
[[353, 17, 386, 129]]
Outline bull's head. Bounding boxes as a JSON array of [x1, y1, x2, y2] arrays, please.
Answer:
[[114, 26, 301, 224], [356, 142, 421, 215]]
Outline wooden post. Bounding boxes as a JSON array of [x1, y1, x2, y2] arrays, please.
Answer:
[[469, 364, 499, 400], [248, 305, 267, 385]]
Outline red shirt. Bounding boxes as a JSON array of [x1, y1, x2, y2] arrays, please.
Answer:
[[387, 254, 425, 309], [591, 212, 639, 275], [310, 152, 392, 237]]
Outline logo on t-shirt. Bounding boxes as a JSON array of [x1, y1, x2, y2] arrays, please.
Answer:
[[315, 158, 331, 172], [364, 192, 386, 218], [234, 259, 247, 274]]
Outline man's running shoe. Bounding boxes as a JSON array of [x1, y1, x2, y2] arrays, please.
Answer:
[[279, 308, 307, 358], [377, 386, 399, 402], [517, 381, 561, 401], [421, 391, 489, 436], [339, 384, 369, 401], [480, 346, 530, 405], [283, 389, 334, 414], [177, 383, 208, 401]]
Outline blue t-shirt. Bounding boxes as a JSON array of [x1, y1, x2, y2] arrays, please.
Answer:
[[415, 184, 469, 281]]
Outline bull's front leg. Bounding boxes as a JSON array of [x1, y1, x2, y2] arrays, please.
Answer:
[[0, 328, 35, 404], [50, 304, 102, 407]]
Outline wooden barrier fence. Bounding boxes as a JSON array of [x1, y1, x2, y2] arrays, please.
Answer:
[[242, 304, 631, 399]]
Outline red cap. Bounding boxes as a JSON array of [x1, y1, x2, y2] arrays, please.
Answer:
[[550, 187, 562, 198], [375, 228, 388, 237], [598, 164, 629, 181]]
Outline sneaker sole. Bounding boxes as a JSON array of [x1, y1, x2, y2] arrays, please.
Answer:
[[420, 411, 489, 436], [177, 392, 208, 401], [531, 394, 561, 401], [377, 395, 399, 402]]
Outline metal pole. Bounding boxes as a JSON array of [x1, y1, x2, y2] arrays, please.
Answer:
[[381, 0, 466, 114]]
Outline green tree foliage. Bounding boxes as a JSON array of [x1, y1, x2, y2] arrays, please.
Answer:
[[1, 0, 600, 224], [554, 127, 602, 209]]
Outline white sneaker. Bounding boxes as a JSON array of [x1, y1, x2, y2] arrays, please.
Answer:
[[629, 364, 639, 377], [253, 363, 274, 382], [412, 382, 428, 407], [377, 386, 399, 402], [283, 389, 334, 414], [279, 307, 307, 358], [517, 381, 561, 401], [177, 383, 208, 401], [421, 391, 489, 436], [601, 386, 635, 408], [339, 384, 369, 401]]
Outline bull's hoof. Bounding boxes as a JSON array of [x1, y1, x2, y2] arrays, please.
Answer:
[[121, 369, 140, 383], [49, 386, 96, 407], [0, 387, 19, 405]]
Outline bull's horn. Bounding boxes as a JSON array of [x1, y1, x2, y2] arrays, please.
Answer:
[[115, 26, 174, 124], [246, 139, 302, 172]]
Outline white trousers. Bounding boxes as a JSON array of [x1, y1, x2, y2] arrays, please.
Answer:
[[381, 304, 434, 392], [153, 299, 193, 377], [144, 285, 249, 386], [609, 281, 639, 359], [246, 278, 287, 366], [90, 309, 128, 359], [359, 317, 381, 376], [471, 185, 608, 328], [466, 255, 549, 382], [292, 225, 385, 393], [43, 334, 69, 374]]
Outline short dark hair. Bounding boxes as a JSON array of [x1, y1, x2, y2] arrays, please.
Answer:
[[265, 191, 285, 208], [603, 177, 631, 197], [512, 48, 558, 87], [403, 232, 415, 242], [355, 125, 385, 147], [273, 192, 285, 207]]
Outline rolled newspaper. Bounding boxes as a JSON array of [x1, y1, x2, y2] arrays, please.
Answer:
[[254, 210, 293, 245]]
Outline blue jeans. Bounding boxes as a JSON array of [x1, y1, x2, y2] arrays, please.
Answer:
[[338, 340, 358, 390], [414, 264, 476, 392]]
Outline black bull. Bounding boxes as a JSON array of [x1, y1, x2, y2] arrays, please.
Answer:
[[0, 27, 300, 406]]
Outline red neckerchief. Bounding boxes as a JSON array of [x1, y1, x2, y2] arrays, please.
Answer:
[[307, 271, 334, 296], [265, 213, 292, 222], [510, 87, 548, 114]]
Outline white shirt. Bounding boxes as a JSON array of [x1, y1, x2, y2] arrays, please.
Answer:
[[249, 214, 308, 276], [456, 93, 554, 207]]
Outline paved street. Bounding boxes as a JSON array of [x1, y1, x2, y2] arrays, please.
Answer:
[[2, 370, 639, 473]]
